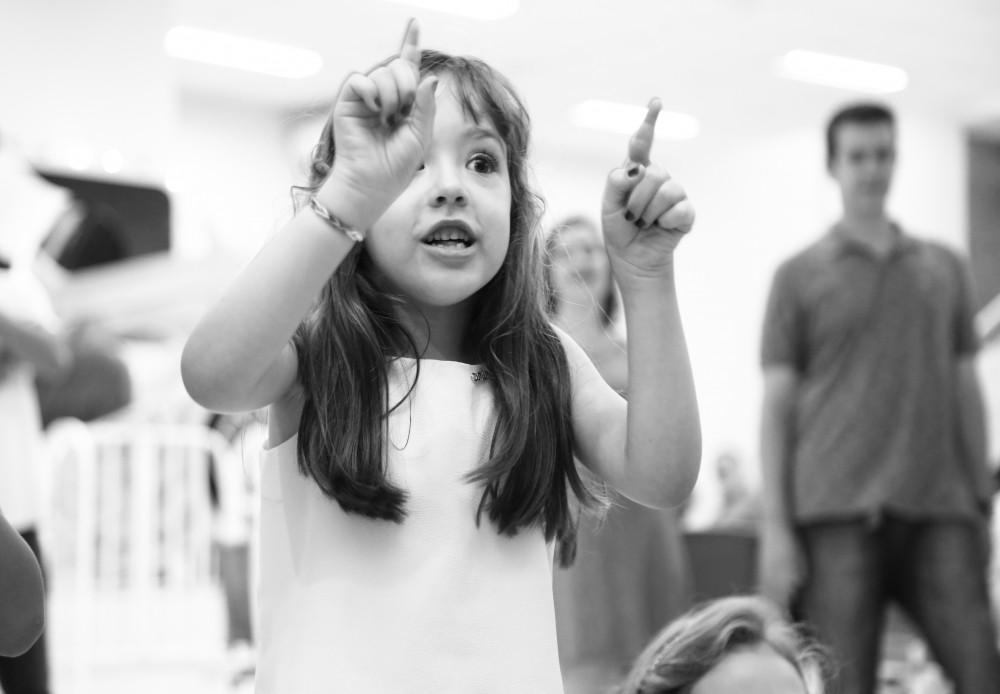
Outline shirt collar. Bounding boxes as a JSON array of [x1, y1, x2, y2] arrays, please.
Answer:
[[827, 221, 919, 259]]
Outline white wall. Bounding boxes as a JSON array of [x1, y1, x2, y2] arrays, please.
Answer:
[[0, 1, 174, 183], [170, 94, 303, 260]]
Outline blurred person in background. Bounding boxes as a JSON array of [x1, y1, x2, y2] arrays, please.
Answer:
[[34, 318, 131, 429], [29, 160, 133, 429], [0, 131, 132, 434], [0, 133, 73, 694], [758, 102, 1000, 693], [206, 410, 264, 689], [711, 450, 762, 530], [547, 215, 693, 694]]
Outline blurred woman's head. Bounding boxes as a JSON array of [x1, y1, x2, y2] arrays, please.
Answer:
[[546, 215, 616, 324], [617, 596, 827, 694]]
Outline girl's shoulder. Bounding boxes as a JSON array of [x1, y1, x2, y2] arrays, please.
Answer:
[[593, 347, 628, 394], [550, 322, 630, 394], [551, 322, 625, 367], [550, 323, 585, 365]]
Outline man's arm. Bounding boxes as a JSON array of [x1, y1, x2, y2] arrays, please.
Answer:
[[955, 355, 996, 509], [0, 267, 72, 379], [0, 308, 71, 379]]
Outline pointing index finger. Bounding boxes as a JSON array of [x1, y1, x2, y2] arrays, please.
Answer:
[[626, 98, 662, 166], [399, 18, 421, 68]]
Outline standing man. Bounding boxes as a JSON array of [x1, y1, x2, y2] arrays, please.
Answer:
[[758, 102, 1000, 693]]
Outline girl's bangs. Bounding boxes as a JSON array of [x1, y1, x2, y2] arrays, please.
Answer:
[[427, 60, 526, 158]]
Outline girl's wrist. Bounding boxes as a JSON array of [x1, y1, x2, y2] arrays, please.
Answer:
[[308, 198, 366, 243], [313, 170, 389, 233], [612, 261, 677, 298]]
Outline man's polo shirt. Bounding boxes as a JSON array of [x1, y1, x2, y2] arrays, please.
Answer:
[[761, 224, 981, 523]]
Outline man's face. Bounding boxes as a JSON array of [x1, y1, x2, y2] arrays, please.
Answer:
[[828, 121, 896, 211]]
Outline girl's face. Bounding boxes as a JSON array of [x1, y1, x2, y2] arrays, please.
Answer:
[[364, 77, 512, 314], [690, 644, 807, 694], [550, 222, 611, 307]]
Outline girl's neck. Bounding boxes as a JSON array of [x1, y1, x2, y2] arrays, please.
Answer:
[[395, 300, 475, 363]]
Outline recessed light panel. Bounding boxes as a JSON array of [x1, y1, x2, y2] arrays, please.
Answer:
[[776, 50, 908, 94], [164, 27, 322, 79], [387, 0, 518, 20], [570, 101, 700, 141]]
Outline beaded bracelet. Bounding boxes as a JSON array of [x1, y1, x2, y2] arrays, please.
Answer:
[[308, 197, 366, 243]]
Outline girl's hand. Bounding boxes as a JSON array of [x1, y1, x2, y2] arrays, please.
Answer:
[[600, 99, 695, 286], [318, 19, 439, 228]]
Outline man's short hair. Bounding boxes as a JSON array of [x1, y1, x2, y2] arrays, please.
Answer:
[[826, 102, 895, 166]]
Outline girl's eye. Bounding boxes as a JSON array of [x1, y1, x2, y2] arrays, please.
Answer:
[[468, 152, 499, 174]]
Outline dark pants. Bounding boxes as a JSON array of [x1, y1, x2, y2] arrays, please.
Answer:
[[795, 515, 1000, 694], [0, 529, 50, 694]]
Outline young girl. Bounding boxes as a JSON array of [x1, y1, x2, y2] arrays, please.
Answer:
[[181, 19, 700, 693]]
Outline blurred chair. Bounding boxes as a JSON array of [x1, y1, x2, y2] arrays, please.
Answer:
[[41, 418, 232, 689], [681, 529, 758, 603]]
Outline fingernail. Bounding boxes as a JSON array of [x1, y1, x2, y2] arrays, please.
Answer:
[[624, 211, 634, 222], [627, 166, 639, 177]]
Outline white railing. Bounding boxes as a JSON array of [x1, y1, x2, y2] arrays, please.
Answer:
[[42, 419, 235, 690]]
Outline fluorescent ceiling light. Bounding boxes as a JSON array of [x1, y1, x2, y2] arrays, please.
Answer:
[[164, 26, 322, 79], [776, 50, 908, 94], [570, 101, 700, 141], [387, 0, 518, 21]]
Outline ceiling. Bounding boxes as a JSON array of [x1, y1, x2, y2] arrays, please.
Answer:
[[167, 0, 1000, 152]]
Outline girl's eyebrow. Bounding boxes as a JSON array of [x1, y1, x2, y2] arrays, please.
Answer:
[[461, 125, 503, 145]]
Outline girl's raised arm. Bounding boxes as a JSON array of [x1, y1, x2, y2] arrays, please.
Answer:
[[566, 101, 701, 508], [181, 208, 356, 413], [181, 20, 437, 413]]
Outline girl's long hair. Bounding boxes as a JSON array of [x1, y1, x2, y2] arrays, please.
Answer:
[[290, 49, 593, 565]]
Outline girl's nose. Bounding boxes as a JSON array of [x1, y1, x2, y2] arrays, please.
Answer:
[[429, 166, 468, 207]]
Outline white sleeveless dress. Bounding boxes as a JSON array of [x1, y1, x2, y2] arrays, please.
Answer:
[[255, 358, 564, 693]]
